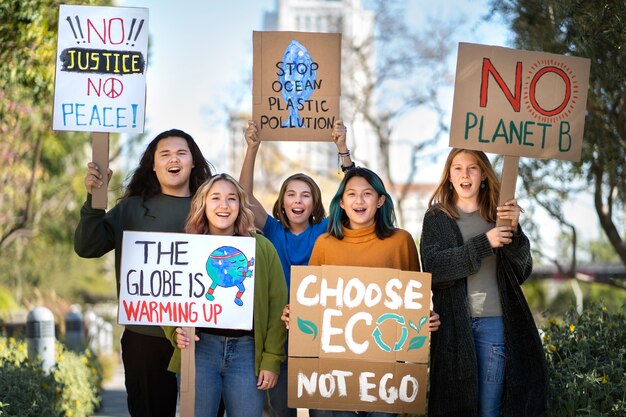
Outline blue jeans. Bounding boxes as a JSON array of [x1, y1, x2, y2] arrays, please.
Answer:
[[471, 316, 505, 417], [195, 333, 264, 417]]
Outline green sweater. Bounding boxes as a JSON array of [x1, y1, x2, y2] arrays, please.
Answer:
[[74, 193, 192, 338], [162, 233, 288, 376]]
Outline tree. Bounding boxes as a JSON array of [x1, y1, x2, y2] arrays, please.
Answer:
[[490, 0, 626, 267], [339, 0, 455, 225], [0, 0, 115, 302]]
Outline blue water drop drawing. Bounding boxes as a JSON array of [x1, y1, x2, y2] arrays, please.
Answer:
[[280, 40, 316, 128]]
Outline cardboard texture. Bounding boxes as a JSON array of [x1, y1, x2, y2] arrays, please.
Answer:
[[450, 43, 590, 162], [288, 265, 431, 413], [288, 358, 427, 414], [253, 31, 341, 141], [179, 326, 195, 417], [91, 132, 109, 209], [53, 5, 148, 133], [496, 155, 520, 227], [118, 231, 256, 329]]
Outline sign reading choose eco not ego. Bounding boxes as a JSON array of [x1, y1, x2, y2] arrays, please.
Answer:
[[53, 5, 148, 133], [450, 42, 591, 162], [288, 265, 432, 415]]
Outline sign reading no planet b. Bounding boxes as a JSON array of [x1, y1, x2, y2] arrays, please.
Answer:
[[53, 5, 148, 133], [119, 231, 256, 330], [450, 43, 591, 161], [253, 31, 341, 141], [288, 265, 432, 414]]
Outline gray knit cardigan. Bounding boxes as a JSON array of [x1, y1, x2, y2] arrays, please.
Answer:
[[420, 208, 547, 417]]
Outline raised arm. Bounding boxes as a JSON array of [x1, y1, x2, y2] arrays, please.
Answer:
[[332, 119, 355, 172], [74, 162, 116, 258], [239, 121, 269, 230]]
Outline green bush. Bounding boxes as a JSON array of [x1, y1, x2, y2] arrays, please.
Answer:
[[542, 303, 626, 416], [0, 337, 102, 417]]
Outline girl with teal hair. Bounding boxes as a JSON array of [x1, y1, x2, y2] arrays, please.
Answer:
[[284, 166, 441, 417]]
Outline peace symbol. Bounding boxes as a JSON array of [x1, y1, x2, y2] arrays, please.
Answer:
[[103, 77, 124, 99]]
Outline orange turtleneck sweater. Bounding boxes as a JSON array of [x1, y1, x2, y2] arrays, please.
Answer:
[[308, 223, 420, 272]]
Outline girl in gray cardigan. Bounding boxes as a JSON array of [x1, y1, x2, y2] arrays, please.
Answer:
[[420, 148, 546, 417]]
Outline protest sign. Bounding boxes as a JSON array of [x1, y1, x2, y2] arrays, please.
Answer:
[[118, 231, 256, 330], [253, 31, 341, 141], [53, 5, 148, 133], [288, 265, 431, 414], [450, 42, 590, 162]]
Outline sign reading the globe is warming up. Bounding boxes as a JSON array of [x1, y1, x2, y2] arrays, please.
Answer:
[[253, 31, 341, 141], [53, 5, 148, 133], [118, 231, 256, 330], [450, 42, 591, 161], [287, 265, 432, 414]]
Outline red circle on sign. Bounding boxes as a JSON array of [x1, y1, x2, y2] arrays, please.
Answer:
[[103, 77, 124, 99]]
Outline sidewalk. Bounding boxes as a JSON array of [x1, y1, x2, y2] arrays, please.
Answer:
[[93, 362, 130, 417]]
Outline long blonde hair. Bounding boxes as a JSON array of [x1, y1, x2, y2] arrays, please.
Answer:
[[185, 173, 256, 236], [428, 148, 500, 223]]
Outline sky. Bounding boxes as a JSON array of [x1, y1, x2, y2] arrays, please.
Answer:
[[112, 0, 600, 257], [114, 0, 510, 171]]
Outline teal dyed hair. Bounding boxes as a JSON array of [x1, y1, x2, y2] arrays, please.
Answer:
[[328, 167, 397, 240]]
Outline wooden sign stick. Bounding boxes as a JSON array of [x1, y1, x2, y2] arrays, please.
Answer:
[[179, 326, 196, 417], [496, 155, 520, 227], [91, 132, 109, 209]]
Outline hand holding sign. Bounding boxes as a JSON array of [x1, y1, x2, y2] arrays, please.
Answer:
[[84, 161, 112, 194], [449, 43, 590, 227], [54, 5, 149, 209]]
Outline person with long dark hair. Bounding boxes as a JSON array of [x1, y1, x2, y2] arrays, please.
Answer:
[[74, 129, 213, 417], [283, 166, 440, 417]]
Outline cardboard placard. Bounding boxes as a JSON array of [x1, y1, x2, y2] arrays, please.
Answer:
[[253, 31, 341, 141], [118, 231, 256, 329], [91, 132, 109, 209], [288, 265, 431, 413], [53, 5, 148, 133], [450, 43, 590, 162], [288, 358, 428, 414]]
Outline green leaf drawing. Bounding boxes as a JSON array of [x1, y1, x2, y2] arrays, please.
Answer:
[[418, 316, 428, 332], [409, 316, 429, 333], [408, 336, 427, 351], [297, 317, 318, 341]]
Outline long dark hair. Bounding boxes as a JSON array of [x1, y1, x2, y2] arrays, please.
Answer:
[[122, 129, 213, 202]]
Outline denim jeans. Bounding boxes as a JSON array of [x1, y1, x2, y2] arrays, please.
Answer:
[[471, 316, 505, 417], [194, 333, 264, 417]]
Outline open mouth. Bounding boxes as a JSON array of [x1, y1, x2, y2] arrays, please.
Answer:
[[167, 166, 181, 174], [353, 208, 367, 214], [291, 208, 304, 215], [460, 182, 472, 190], [216, 212, 230, 218]]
